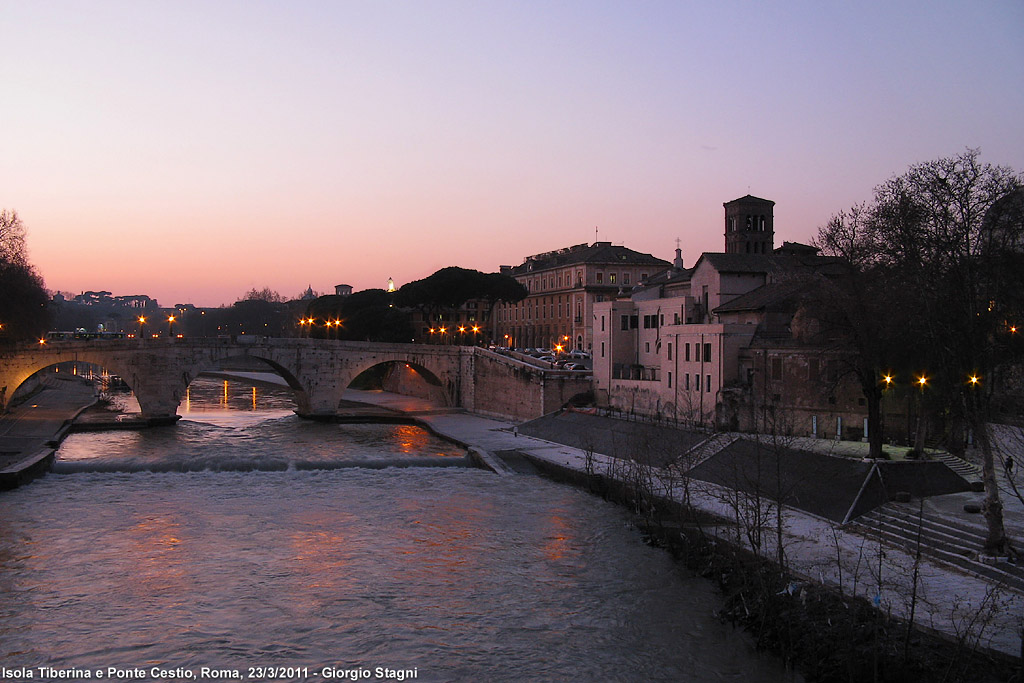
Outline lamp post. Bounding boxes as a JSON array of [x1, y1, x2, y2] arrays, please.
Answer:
[[137, 316, 147, 340], [167, 315, 176, 339]]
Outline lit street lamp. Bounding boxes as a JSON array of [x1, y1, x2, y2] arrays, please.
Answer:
[[138, 316, 147, 339], [167, 315, 176, 339]]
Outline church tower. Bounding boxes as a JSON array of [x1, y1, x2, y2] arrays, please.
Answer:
[[724, 195, 775, 254]]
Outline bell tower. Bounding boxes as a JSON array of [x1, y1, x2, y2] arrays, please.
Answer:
[[724, 195, 775, 254]]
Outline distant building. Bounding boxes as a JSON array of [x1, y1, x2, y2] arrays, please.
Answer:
[[301, 285, 317, 301], [494, 242, 670, 351], [335, 284, 353, 297]]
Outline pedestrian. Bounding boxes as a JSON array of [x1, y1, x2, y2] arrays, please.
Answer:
[[1006, 456, 1014, 475]]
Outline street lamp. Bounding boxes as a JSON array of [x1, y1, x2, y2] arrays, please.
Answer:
[[167, 315, 176, 338], [138, 316, 147, 339]]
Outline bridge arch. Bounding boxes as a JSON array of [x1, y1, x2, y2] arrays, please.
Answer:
[[0, 349, 142, 414], [345, 359, 451, 407], [176, 352, 312, 415]]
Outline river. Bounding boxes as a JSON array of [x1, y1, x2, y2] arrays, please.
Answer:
[[0, 377, 798, 682]]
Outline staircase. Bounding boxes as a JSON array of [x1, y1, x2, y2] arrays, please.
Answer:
[[928, 451, 983, 484], [850, 502, 1024, 593], [675, 433, 737, 471]]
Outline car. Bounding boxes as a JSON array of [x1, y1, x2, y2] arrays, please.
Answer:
[[568, 349, 591, 359], [537, 355, 556, 363], [564, 362, 588, 370], [535, 347, 552, 355]]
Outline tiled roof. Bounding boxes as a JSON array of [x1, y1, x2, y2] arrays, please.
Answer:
[[508, 242, 670, 275], [697, 252, 845, 275], [713, 281, 808, 313]]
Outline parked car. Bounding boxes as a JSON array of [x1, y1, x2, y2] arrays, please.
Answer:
[[568, 349, 591, 359], [537, 355, 556, 363], [564, 362, 588, 370]]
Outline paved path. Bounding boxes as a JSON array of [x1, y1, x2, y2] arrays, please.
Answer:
[[0, 375, 97, 472]]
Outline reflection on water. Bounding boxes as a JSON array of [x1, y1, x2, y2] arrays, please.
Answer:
[[0, 374, 799, 682], [0, 470, 797, 682]]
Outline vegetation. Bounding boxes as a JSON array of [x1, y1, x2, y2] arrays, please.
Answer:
[[304, 289, 413, 342], [815, 149, 1023, 555], [395, 266, 527, 322], [0, 210, 50, 342]]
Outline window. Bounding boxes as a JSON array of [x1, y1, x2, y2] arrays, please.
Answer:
[[685, 374, 690, 390], [645, 342, 650, 353], [667, 343, 672, 361], [696, 374, 701, 392], [621, 315, 629, 331], [694, 344, 701, 362], [597, 272, 603, 283], [601, 342, 605, 358], [667, 372, 672, 388], [601, 315, 605, 332], [706, 374, 711, 392], [703, 343, 711, 362], [610, 273, 617, 284], [630, 315, 638, 329], [685, 343, 690, 361], [623, 273, 630, 285]]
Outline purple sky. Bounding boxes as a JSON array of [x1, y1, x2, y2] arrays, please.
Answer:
[[3, 1, 1023, 306]]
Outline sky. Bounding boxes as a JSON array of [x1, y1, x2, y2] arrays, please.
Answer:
[[3, 1, 1023, 307]]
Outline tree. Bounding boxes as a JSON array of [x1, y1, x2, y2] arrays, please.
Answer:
[[817, 149, 1023, 555], [240, 287, 286, 303], [304, 289, 413, 342], [0, 210, 49, 342], [395, 267, 527, 332]]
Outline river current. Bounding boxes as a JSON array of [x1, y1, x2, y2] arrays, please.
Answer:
[[0, 378, 796, 682]]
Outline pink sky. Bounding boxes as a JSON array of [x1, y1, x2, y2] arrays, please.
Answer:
[[3, 1, 1023, 307]]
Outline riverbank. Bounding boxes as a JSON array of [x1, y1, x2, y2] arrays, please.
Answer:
[[2, 376, 1021, 677]]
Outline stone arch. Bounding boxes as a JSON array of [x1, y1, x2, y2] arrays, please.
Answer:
[[176, 351, 310, 414], [345, 357, 450, 407], [0, 348, 140, 414]]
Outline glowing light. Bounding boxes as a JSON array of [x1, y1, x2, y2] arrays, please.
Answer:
[[38, 338, 46, 345], [882, 374, 893, 386], [917, 375, 928, 387], [968, 375, 980, 386], [167, 315, 176, 323], [472, 326, 480, 333], [439, 327, 446, 333], [458, 326, 466, 333], [137, 316, 146, 324]]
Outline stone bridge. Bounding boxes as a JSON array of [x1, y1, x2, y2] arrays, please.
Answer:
[[0, 338, 591, 422]]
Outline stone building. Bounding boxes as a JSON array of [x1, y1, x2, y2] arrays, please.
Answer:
[[494, 242, 670, 351], [593, 196, 886, 439]]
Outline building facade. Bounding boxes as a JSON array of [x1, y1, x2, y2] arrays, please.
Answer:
[[494, 242, 670, 351], [593, 196, 882, 438]]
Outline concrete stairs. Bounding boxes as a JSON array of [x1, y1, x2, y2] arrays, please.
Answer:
[[675, 433, 738, 471], [850, 502, 1024, 593], [928, 451, 983, 484]]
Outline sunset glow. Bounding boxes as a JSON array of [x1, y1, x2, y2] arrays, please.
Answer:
[[3, 2, 1022, 306]]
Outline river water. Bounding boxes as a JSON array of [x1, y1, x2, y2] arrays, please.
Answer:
[[0, 378, 797, 682]]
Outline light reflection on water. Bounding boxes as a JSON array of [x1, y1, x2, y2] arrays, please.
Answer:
[[0, 376, 800, 682]]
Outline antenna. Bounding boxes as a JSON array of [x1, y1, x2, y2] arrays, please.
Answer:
[[595, 226, 599, 244]]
